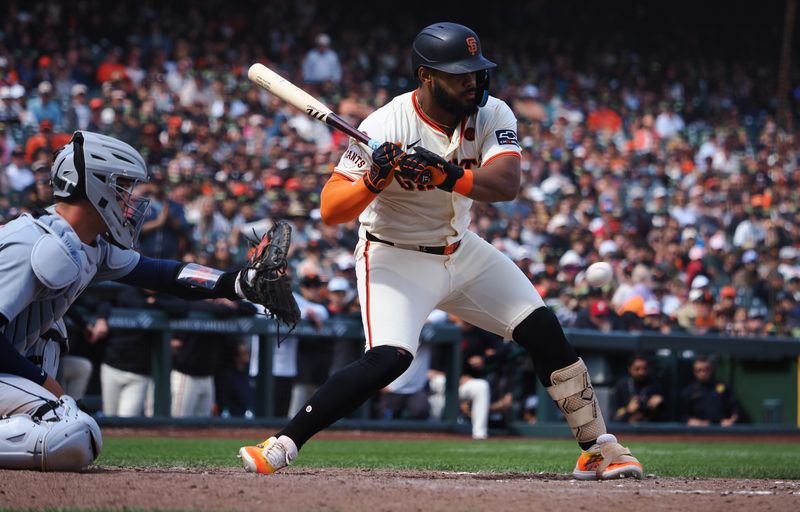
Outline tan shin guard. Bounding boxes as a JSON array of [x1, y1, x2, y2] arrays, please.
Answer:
[[545, 358, 607, 444]]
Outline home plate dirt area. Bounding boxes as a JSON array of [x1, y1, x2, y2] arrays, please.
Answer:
[[0, 429, 797, 512]]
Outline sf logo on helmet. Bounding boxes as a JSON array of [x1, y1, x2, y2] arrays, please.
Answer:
[[465, 37, 478, 56]]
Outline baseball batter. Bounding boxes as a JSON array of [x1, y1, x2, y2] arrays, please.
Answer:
[[0, 131, 298, 471], [240, 22, 642, 480]]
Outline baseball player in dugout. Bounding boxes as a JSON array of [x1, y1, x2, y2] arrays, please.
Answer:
[[240, 22, 643, 480], [0, 131, 300, 471]]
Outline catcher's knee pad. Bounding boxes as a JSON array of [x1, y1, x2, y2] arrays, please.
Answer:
[[0, 397, 102, 472], [360, 345, 413, 388], [546, 358, 607, 444]]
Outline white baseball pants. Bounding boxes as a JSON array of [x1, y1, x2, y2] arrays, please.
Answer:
[[355, 230, 544, 355], [100, 363, 152, 417], [429, 373, 490, 439], [170, 371, 214, 417]]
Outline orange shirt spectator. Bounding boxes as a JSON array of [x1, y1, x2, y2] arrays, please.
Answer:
[[632, 125, 658, 153], [24, 121, 71, 164], [694, 308, 717, 331], [96, 62, 127, 83], [618, 295, 645, 318], [96, 51, 128, 83], [587, 107, 622, 133], [688, 289, 717, 332]]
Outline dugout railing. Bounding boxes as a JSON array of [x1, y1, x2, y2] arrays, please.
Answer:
[[99, 308, 464, 429], [526, 328, 800, 436], [94, 309, 800, 435]]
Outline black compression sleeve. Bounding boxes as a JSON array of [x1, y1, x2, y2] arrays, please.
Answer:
[[0, 315, 48, 384], [116, 256, 239, 300], [279, 345, 412, 448], [116, 255, 182, 291]]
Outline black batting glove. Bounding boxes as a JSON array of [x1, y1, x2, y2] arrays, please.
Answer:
[[396, 152, 441, 187], [407, 146, 465, 192], [364, 142, 404, 193]]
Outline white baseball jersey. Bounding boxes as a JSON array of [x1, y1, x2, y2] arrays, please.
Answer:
[[334, 91, 521, 246], [333, 92, 543, 356]]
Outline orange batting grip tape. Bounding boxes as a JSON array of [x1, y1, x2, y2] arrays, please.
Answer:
[[320, 172, 378, 225], [453, 169, 473, 196]]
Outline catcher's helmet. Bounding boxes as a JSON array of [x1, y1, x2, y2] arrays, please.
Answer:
[[411, 22, 496, 106], [51, 131, 150, 249]]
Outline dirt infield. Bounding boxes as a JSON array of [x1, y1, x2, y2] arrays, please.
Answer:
[[1, 429, 798, 511], [2, 467, 799, 511]]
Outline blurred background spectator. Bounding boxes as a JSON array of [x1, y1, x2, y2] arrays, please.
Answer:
[[286, 273, 330, 417], [302, 33, 342, 85], [379, 344, 434, 422], [611, 353, 666, 423], [58, 296, 112, 403], [100, 287, 159, 417], [429, 316, 494, 440], [167, 297, 257, 418], [215, 339, 256, 418], [679, 355, 741, 427]]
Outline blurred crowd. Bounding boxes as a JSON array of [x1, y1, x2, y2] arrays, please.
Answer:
[[3, 1, 797, 337], [1, 1, 798, 423]]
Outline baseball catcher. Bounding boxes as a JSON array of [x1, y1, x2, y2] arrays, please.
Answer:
[[0, 130, 299, 471]]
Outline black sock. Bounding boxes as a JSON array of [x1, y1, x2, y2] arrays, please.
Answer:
[[279, 345, 412, 448], [512, 307, 579, 386]]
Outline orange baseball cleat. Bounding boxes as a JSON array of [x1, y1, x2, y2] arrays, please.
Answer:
[[573, 434, 643, 480], [238, 436, 297, 475]]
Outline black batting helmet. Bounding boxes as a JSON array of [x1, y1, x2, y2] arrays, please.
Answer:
[[411, 22, 496, 106]]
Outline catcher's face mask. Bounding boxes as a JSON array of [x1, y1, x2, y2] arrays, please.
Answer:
[[51, 131, 150, 249]]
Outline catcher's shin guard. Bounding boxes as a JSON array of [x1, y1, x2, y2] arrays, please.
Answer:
[[546, 358, 607, 445]]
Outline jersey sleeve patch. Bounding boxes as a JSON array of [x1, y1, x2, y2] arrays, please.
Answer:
[[495, 129, 519, 146], [334, 141, 371, 181], [30, 234, 81, 289], [337, 143, 371, 171]]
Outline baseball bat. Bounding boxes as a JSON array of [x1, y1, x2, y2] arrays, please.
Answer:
[[247, 63, 381, 151]]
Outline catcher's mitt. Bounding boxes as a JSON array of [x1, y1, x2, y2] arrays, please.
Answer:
[[236, 220, 301, 327]]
